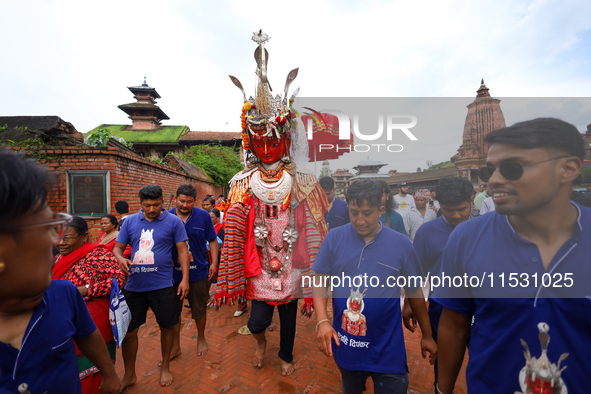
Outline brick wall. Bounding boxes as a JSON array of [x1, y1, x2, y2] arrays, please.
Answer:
[[12, 145, 222, 241]]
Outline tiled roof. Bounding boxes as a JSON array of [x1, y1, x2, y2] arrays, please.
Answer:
[[180, 131, 241, 142], [350, 173, 390, 181], [384, 166, 458, 185]]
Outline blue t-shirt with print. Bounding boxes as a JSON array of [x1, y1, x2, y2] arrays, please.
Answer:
[[0, 280, 96, 393], [313, 222, 424, 374], [169, 207, 217, 283], [413, 215, 456, 332], [433, 204, 591, 394], [117, 209, 188, 292], [324, 198, 350, 231]]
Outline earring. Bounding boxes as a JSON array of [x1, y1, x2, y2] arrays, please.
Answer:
[[0, 262, 5, 273]]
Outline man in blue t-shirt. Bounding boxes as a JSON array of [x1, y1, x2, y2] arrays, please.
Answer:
[[320, 176, 350, 230], [0, 149, 119, 393], [433, 118, 591, 394], [402, 177, 474, 393], [169, 184, 218, 359], [313, 180, 436, 394], [114, 184, 190, 390]]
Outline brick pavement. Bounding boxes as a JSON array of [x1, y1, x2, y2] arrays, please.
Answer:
[[115, 301, 468, 393]]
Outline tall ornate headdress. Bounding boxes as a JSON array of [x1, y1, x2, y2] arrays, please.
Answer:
[[229, 30, 309, 166]]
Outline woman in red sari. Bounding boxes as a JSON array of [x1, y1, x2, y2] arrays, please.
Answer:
[[98, 214, 131, 258], [53, 216, 126, 394], [97, 214, 118, 251]]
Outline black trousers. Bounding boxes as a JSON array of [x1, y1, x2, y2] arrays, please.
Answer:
[[247, 299, 298, 363]]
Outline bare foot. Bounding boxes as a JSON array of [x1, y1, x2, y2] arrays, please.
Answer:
[[280, 360, 295, 376], [159, 368, 174, 387], [197, 338, 208, 356], [253, 339, 267, 368], [268, 322, 278, 331], [120, 374, 137, 393], [157, 348, 181, 366]]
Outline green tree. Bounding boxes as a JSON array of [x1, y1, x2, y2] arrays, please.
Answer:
[[180, 144, 243, 187], [581, 167, 591, 184]]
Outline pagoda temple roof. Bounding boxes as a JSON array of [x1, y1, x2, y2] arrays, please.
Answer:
[[127, 78, 161, 99], [85, 124, 188, 143], [353, 158, 387, 169], [117, 103, 170, 120]]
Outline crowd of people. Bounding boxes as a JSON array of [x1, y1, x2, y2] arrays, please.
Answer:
[[1, 116, 590, 394]]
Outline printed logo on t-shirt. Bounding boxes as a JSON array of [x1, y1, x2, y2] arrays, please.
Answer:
[[342, 285, 367, 336], [133, 229, 155, 265], [400, 202, 408, 209], [516, 322, 568, 394]]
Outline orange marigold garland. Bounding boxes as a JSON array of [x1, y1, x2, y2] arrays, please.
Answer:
[[241, 105, 249, 150]]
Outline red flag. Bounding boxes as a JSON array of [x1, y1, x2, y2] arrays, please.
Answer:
[[302, 113, 354, 162]]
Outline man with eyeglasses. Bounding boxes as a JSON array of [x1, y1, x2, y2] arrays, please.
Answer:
[[433, 118, 591, 394], [0, 149, 120, 393]]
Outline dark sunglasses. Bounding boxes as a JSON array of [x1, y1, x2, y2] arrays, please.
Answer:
[[479, 156, 569, 182]]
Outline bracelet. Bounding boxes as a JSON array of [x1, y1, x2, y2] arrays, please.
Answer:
[[435, 384, 445, 394], [315, 319, 330, 331]]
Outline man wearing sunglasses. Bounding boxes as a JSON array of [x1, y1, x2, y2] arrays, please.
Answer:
[[433, 118, 590, 394]]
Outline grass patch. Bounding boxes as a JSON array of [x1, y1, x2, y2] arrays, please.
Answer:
[[85, 124, 188, 143]]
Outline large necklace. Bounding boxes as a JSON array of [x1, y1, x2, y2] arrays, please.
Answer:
[[251, 167, 299, 286], [258, 162, 284, 179], [250, 169, 292, 203]]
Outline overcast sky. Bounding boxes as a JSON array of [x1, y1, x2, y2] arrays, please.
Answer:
[[2, 0, 590, 174]]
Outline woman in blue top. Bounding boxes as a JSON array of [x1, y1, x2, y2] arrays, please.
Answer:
[[375, 180, 407, 237]]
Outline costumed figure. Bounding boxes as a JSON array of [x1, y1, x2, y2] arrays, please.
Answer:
[[133, 229, 155, 265], [213, 30, 329, 375], [515, 323, 569, 394], [342, 285, 367, 337]]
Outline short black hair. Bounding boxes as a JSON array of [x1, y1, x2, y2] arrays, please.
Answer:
[[430, 188, 436, 193], [176, 184, 197, 198], [319, 177, 335, 190], [101, 214, 118, 226], [219, 194, 225, 198], [209, 208, 221, 218], [139, 185, 163, 201], [69, 216, 89, 236], [114, 200, 129, 214], [346, 180, 382, 209], [436, 177, 475, 206], [485, 118, 585, 160], [0, 148, 54, 234], [202, 196, 216, 206], [374, 180, 393, 210]]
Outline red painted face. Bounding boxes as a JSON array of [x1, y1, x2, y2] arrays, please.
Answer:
[[250, 135, 290, 164]]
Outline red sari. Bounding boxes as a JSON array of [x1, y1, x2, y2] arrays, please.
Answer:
[[53, 243, 126, 394], [97, 231, 132, 259]]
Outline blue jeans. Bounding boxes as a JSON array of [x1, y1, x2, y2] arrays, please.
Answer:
[[337, 364, 408, 394]]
